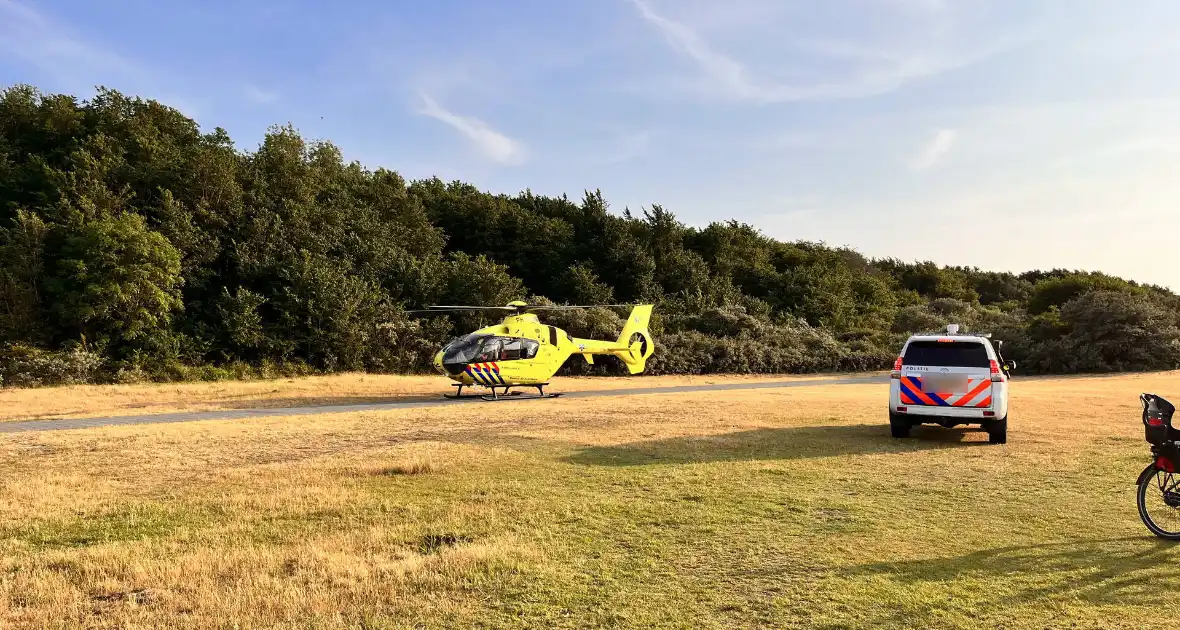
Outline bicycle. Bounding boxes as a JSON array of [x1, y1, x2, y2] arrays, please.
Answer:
[[1137, 392, 1180, 539]]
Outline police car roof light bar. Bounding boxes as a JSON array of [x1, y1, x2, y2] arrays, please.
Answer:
[[910, 325, 993, 339]]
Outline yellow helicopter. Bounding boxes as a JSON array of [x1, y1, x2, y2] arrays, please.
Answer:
[[407, 301, 654, 400]]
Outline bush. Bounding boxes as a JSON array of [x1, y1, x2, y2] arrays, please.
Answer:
[[1056, 291, 1180, 372], [0, 343, 104, 387], [891, 305, 945, 334], [644, 320, 851, 375]]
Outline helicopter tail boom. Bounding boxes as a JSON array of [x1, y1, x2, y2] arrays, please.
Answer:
[[569, 304, 655, 374]]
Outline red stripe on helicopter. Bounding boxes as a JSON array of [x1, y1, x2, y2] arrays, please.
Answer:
[[475, 362, 503, 384]]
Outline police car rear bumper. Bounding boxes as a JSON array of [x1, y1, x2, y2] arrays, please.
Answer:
[[893, 405, 998, 423]]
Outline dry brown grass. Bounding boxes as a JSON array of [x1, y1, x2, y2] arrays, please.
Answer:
[[0, 371, 868, 422], [378, 455, 441, 476], [1, 370, 1178, 628]]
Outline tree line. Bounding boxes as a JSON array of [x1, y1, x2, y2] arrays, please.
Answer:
[[2, 84, 1178, 387]]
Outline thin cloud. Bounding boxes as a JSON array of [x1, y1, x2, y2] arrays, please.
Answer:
[[909, 128, 958, 170], [243, 84, 279, 105], [416, 93, 527, 166], [628, 0, 751, 99], [601, 130, 653, 164], [1048, 138, 1180, 170], [762, 193, 823, 219], [0, 0, 142, 88], [0, 0, 201, 116], [627, 0, 1004, 104], [879, 0, 947, 12]]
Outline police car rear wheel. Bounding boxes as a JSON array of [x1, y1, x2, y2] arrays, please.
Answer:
[[889, 413, 911, 438], [987, 417, 1007, 444]]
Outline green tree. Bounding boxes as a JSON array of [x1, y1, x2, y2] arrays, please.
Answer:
[[561, 262, 615, 304], [1055, 291, 1180, 372], [43, 213, 183, 356], [0, 209, 49, 343], [1027, 272, 1135, 315]]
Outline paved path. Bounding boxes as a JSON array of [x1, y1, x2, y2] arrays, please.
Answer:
[[0, 375, 888, 434]]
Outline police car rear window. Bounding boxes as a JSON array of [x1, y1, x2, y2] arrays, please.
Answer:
[[902, 340, 989, 368]]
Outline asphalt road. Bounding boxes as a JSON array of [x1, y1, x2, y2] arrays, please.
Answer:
[[0, 375, 889, 434]]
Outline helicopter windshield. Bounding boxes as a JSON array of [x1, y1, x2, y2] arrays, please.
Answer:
[[441, 333, 492, 365]]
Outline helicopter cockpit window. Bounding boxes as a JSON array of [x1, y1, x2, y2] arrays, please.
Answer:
[[472, 337, 503, 363], [501, 339, 524, 361], [521, 339, 539, 359], [498, 338, 539, 361], [441, 333, 491, 365]]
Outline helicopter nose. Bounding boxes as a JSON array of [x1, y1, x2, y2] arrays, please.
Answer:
[[433, 351, 446, 375]]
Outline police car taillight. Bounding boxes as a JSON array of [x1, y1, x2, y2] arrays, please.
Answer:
[[891, 356, 903, 379], [989, 360, 1003, 382]]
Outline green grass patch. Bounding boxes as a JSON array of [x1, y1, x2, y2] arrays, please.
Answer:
[[3, 502, 218, 550]]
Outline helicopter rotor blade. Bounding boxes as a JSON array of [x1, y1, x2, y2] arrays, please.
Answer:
[[521, 304, 637, 311], [404, 306, 517, 314], [404, 303, 640, 315], [427, 304, 514, 309]]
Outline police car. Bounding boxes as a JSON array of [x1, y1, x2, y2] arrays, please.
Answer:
[[888, 324, 1015, 444]]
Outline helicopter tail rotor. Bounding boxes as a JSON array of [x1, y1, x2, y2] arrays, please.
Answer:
[[616, 305, 655, 374]]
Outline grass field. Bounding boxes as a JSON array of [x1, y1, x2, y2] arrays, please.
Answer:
[[2, 371, 1179, 628]]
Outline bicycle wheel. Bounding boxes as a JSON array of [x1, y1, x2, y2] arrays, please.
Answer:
[[1136, 463, 1180, 540]]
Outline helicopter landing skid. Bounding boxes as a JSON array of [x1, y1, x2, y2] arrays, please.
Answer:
[[445, 383, 562, 401]]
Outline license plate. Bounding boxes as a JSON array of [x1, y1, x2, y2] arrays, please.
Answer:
[[922, 376, 968, 392]]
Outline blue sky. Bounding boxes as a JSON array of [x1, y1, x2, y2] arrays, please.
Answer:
[[3, 0, 1180, 288]]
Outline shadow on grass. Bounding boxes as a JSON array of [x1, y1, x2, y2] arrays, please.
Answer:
[[836, 536, 1180, 624], [564, 423, 988, 467]]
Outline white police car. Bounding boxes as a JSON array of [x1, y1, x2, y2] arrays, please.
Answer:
[[888, 324, 1015, 444]]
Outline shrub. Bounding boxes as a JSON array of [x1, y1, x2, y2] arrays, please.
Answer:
[[0, 343, 104, 387]]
